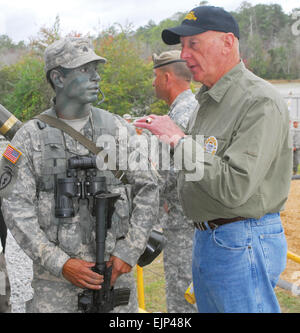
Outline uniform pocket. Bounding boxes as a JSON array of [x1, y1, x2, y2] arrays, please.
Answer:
[[107, 185, 131, 239], [58, 220, 82, 255], [37, 191, 59, 243]]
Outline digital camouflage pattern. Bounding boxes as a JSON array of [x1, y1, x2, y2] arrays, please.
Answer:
[[0, 252, 11, 313], [2, 106, 159, 313], [159, 89, 198, 313], [292, 126, 300, 173], [0, 135, 11, 313], [44, 37, 106, 73]]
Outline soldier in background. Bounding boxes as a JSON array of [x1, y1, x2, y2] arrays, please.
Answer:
[[152, 50, 198, 312], [123, 114, 132, 123], [0, 105, 34, 313], [292, 120, 300, 175], [0, 134, 11, 313], [0, 235, 11, 313], [2, 37, 159, 313]]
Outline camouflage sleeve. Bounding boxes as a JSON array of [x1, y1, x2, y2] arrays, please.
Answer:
[[1, 124, 70, 278], [111, 117, 159, 267]]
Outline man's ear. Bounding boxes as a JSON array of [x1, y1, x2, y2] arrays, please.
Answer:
[[222, 33, 235, 55], [164, 72, 172, 86], [49, 70, 64, 89]]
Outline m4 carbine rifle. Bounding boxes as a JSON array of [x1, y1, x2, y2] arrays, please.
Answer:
[[55, 156, 130, 313]]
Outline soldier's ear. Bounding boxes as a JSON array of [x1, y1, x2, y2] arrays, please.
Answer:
[[49, 70, 64, 89]]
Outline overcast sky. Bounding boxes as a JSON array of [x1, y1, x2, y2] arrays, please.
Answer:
[[0, 0, 299, 43]]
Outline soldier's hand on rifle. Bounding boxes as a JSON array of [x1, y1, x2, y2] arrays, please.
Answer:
[[62, 258, 104, 290], [107, 255, 132, 286]]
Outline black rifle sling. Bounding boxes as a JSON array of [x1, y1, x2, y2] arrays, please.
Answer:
[[34, 114, 127, 184]]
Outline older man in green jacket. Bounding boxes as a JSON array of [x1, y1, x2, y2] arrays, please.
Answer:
[[135, 6, 292, 313]]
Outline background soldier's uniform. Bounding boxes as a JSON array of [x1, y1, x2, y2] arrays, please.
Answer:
[[0, 232, 11, 313], [2, 106, 159, 313], [5, 230, 33, 312], [159, 89, 198, 313], [292, 126, 300, 174]]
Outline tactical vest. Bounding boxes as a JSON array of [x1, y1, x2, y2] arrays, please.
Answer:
[[36, 107, 123, 193], [34, 107, 130, 248]]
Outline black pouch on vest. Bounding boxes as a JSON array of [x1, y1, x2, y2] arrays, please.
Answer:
[[137, 230, 167, 267]]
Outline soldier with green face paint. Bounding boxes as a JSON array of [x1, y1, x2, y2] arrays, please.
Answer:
[[2, 37, 159, 313]]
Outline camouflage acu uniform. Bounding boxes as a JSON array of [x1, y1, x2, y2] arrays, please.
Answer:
[[159, 89, 198, 313], [292, 127, 300, 173], [2, 106, 159, 313], [0, 239, 11, 313]]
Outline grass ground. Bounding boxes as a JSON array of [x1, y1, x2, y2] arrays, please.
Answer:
[[135, 254, 300, 313]]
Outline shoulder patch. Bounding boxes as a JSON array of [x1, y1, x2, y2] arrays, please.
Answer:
[[3, 144, 22, 164]]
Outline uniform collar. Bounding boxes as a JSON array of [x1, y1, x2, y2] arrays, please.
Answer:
[[196, 60, 245, 103], [169, 89, 193, 114], [48, 100, 93, 134]]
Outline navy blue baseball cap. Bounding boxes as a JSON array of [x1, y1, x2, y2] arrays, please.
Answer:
[[162, 6, 240, 45]]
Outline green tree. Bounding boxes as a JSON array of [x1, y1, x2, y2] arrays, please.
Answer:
[[135, 13, 186, 57], [1, 54, 52, 121], [29, 15, 62, 54], [95, 26, 155, 116], [0, 35, 15, 49], [247, 34, 270, 77]]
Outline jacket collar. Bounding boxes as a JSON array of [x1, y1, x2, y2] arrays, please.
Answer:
[[196, 60, 245, 103]]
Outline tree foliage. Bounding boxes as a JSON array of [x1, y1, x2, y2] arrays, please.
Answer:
[[0, 2, 300, 121], [1, 55, 53, 121], [94, 26, 155, 116], [233, 2, 300, 79]]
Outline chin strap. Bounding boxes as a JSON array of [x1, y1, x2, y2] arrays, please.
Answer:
[[97, 87, 105, 105]]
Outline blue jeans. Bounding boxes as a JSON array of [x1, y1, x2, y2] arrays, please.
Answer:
[[192, 213, 287, 313]]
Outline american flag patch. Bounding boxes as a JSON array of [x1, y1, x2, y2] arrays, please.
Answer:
[[3, 144, 22, 164]]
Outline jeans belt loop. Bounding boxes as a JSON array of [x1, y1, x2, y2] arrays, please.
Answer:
[[194, 221, 215, 231]]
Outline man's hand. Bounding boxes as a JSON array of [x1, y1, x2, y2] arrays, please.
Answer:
[[62, 258, 103, 290], [107, 255, 132, 286], [134, 115, 185, 147]]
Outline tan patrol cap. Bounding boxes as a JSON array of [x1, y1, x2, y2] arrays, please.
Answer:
[[44, 37, 107, 73], [152, 50, 186, 69]]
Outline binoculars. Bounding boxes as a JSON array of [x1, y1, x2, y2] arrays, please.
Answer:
[[55, 155, 106, 218], [56, 156, 166, 272]]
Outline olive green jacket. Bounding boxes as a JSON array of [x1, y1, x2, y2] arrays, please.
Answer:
[[176, 61, 292, 221]]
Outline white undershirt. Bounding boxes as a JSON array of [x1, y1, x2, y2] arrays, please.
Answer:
[[59, 114, 90, 132]]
